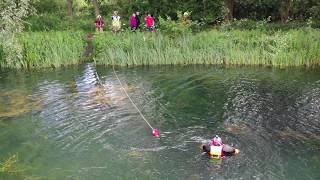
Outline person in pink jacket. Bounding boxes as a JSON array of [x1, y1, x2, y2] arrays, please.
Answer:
[[145, 13, 155, 31], [130, 13, 138, 31]]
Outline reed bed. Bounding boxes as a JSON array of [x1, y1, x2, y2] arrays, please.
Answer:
[[1, 29, 319, 68], [94, 28, 320, 67], [16, 31, 85, 68]]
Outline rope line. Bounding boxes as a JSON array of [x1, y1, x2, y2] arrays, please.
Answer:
[[112, 66, 154, 130], [95, 71, 103, 86]]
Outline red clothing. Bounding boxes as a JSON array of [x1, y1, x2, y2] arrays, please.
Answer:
[[95, 18, 104, 28], [145, 16, 154, 27]]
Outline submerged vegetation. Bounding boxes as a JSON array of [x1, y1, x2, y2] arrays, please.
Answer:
[[0, 154, 25, 174], [0, 90, 42, 118]]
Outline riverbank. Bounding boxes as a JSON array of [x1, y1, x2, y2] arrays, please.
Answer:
[[0, 31, 86, 68], [94, 28, 320, 67], [0, 28, 319, 68]]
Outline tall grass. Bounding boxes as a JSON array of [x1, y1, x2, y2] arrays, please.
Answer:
[[94, 28, 320, 67], [1, 29, 319, 69], [0, 44, 3, 65], [16, 31, 85, 68]]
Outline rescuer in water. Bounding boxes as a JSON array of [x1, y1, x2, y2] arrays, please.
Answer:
[[202, 135, 240, 158]]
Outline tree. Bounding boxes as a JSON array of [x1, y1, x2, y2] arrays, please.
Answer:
[[67, 0, 73, 16], [280, 0, 293, 22], [0, 0, 34, 68], [92, 0, 100, 16], [224, 0, 234, 21]]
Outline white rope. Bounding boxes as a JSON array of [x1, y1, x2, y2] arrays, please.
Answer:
[[112, 66, 154, 130]]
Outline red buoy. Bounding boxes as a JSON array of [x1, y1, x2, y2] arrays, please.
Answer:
[[152, 128, 160, 138]]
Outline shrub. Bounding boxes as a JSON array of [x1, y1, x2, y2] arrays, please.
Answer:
[[25, 14, 94, 32]]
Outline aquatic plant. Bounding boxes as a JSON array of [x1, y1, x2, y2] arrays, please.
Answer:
[[0, 90, 42, 118], [93, 28, 320, 67], [0, 154, 25, 174]]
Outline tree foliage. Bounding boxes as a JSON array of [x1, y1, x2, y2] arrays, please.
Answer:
[[0, 0, 34, 68], [27, 0, 319, 24]]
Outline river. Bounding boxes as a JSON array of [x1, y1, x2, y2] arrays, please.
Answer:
[[0, 64, 319, 179]]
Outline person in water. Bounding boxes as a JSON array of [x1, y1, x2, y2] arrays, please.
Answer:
[[95, 15, 105, 32], [202, 135, 240, 158]]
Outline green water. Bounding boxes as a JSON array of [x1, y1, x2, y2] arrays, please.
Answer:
[[0, 64, 319, 179]]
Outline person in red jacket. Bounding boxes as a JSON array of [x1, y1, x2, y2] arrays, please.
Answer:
[[202, 135, 240, 158], [145, 13, 155, 31], [95, 15, 105, 32]]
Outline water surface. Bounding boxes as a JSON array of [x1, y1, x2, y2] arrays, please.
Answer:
[[0, 64, 319, 179]]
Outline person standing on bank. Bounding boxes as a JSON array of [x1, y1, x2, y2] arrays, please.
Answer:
[[130, 13, 138, 31], [145, 13, 155, 32], [95, 15, 105, 32], [111, 11, 121, 33], [136, 11, 141, 30]]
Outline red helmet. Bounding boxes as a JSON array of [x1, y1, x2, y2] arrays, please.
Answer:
[[211, 135, 222, 146]]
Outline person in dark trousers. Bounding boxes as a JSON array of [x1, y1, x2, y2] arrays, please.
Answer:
[[136, 11, 141, 30]]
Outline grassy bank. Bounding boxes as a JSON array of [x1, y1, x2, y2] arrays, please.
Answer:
[[1, 29, 319, 68], [0, 31, 85, 68], [94, 28, 320, 67]]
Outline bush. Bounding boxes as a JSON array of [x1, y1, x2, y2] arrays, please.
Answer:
[[158, 11, 198, 35], [25, 14, 94, 32], [219, 18, 314, 31], [158, 16, 192, 35]]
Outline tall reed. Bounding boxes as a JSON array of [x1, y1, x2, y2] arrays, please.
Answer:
[[16, 31, 85, 68], [1, 29, 319, 69], [94, 28, 320, 67]]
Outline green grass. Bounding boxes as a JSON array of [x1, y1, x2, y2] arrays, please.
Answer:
[[0, 29, 319, 69], [0, 44, 3, 65], [93, 28, 320, 67], [17, 31, 85, 68]]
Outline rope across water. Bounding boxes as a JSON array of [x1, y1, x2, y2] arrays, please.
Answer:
[[112, 66, 154, 130]]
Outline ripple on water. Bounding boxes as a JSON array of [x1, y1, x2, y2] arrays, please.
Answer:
[[1, 66, 319, 179]]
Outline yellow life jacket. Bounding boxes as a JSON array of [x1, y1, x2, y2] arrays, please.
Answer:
[[210, 145, 223, 158]]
